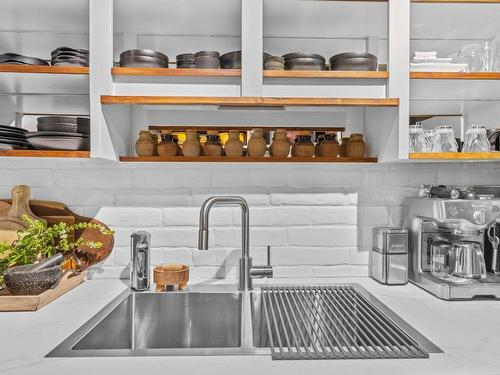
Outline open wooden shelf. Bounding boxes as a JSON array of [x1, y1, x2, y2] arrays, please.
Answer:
[[0, 65, 89, 75], [149, 125, 346, 132], [264, 70, 389, 79], [0, 150, 90, 158], [411, 0, 500, 3], [101, 96, 399, 107], [409, 152, 500, 159], [112, 67, 241, 77], [120, 156, 378, 163], [411, 72, 500, 80]]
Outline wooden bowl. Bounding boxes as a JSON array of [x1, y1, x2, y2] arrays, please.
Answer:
[[153, 263, 189, 292]]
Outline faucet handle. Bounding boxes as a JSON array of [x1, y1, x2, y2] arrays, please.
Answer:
[[267, 245, 271, 267], [249, 246, 273, 279]]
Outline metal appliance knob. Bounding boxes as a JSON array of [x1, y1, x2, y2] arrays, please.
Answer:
[[472, 210, 486, 225]]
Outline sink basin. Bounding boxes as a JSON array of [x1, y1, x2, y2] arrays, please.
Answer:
[[47, 284, 441, 359]]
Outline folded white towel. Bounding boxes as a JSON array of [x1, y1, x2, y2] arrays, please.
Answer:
[[414, 51, 438, 58]]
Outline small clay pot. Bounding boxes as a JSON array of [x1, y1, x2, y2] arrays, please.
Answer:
[[157, 131, 178, 157], [318, 132, 340, 157], [135, 130, 156, 156], [203, 130, 223, 156], [346, 133, 366, 158], [224, 130, 244, 157], [270, 128, 290, 157], [292, 132, 315, 157], [339, 137, 350, 157], [182, 129, 201, 157], [247, 128, 267, 157]]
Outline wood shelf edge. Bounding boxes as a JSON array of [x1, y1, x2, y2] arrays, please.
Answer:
[[0, 65, 89, 75], [409, 152, 500, 159], [101, 96, 399, 107], [0, 150, 90, 158], [119, 156, 378, 163], [410, 72, 500, 80], [263, 70, 389, 79], [112, 67, 241, 77]]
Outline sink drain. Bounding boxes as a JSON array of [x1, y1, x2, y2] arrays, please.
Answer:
[[260, 285, 430, 360]]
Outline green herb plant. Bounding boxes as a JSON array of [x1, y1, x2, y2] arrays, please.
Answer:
[[0, 215, 113, 285]]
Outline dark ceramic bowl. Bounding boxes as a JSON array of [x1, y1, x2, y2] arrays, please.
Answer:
[[3, 264, 62, 295]]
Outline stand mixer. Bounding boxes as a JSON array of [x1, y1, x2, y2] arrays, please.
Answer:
[[403, 186, 500, 300]]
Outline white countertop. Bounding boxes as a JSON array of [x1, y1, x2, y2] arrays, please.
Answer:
[[1, 275, 500, 375]]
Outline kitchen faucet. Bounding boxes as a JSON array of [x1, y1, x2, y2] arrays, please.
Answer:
[[198, 196, 273, 291]]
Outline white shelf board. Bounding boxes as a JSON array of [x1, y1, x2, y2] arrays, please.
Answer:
[[1, 0, 89, 33], [0, 70, 89, 96], [411, 77, 500, 101]]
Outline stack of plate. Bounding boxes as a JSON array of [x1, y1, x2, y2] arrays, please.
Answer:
[[0, 53, 48, 66], [51, 47, 89, 67], [220, 51, 241, 69], [194, 51, 220, 69], [283, 53, 326, 71], [264, 55, 285, 70], [119, 49, 169, 68], [329, 52, 378, 71], [26, 116, 90, 151], [176, 53, 196, 68], [0, 126, 29, 150]]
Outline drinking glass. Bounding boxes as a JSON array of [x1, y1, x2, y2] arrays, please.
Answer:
[[457, 43, 486, 72], [430, 242, 451, 278], [432, 125, 458, 152], [483, 37, 498, 72], [409, 124, 431, 152], [462, 125, 490, 152]]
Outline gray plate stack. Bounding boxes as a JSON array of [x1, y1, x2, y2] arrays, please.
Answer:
[[283, 53, 326, 70], [329, 52, 378, 71], [194, 51, 220, 69], [0, 53, 48, 66], [51, 47, 89, 67], [0, 126, 29, 150], [26, 116, 90, 151], [119, 49, 169, 68], [176, 53, 195, 68]]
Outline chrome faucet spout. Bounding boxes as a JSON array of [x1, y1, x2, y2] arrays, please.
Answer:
[[197, 196, 271, 291]]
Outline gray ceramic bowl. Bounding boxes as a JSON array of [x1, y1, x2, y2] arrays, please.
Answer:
[[329, 52, 378, 71], [4, 264, 62, 295]]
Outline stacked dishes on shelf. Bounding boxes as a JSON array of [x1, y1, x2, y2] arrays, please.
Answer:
[[0, 126, 29, 150], [176, 53, 195, 68], [26, 116, 90, 151], [119, 49, 169, 68], [51, 47, 89, 67], [329, 52, 378, 71], [219, 51, 241, 69], [194, 51, 220, 69], [0, 53, 48, 66], [264, 55, 285, 70], [283, 53, 326, 70]]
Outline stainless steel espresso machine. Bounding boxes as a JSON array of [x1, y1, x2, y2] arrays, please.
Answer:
[[403, 185, 500, 300]]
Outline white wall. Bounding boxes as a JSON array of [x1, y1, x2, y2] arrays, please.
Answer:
[[1, 158, 498, 280]]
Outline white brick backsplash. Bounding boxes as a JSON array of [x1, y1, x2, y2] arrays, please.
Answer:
[[4, 159, 500, 282], [311, 206, 357, 225], [271, 193, 357, 206], [96, 207, 162, 227], [287, 226, 357, 247]]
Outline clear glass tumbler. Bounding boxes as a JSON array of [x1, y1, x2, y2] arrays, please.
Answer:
[[432, 125, 459, 152], [409, 124, 431, 152], [462, 125, 490, 152]]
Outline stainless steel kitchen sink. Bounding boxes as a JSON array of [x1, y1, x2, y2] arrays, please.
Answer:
[[47, 284, 442, 359]]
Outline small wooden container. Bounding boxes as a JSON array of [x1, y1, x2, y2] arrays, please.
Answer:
[[153, 263, 189, 292]]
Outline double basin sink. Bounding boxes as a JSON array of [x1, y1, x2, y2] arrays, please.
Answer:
[[47, 284, 441, 359]]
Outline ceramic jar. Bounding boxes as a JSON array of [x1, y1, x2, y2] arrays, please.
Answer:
[[318, 131, 340, 157], [270, 129, 290, 157], [346, 133, 366, 158], [339, 136, 350, 157], [292, 132, 315, 157], [248, 128, 267, 157], [135, 130, 156, 156], [224, 130, 244, 157], [182, 129, 201, 157], [203, 130, 223, 156], [157, 131, 178, 157]]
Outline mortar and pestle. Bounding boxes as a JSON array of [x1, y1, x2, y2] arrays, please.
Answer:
[[3, 253, 64, 295]]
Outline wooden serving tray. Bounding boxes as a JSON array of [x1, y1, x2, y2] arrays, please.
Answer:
[[0, 271, 86, 312]]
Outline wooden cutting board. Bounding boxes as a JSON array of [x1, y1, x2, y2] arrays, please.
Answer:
[[0, 199, 114, 269], [0, 186, 44, 245], [0, 271, 86, 311]]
